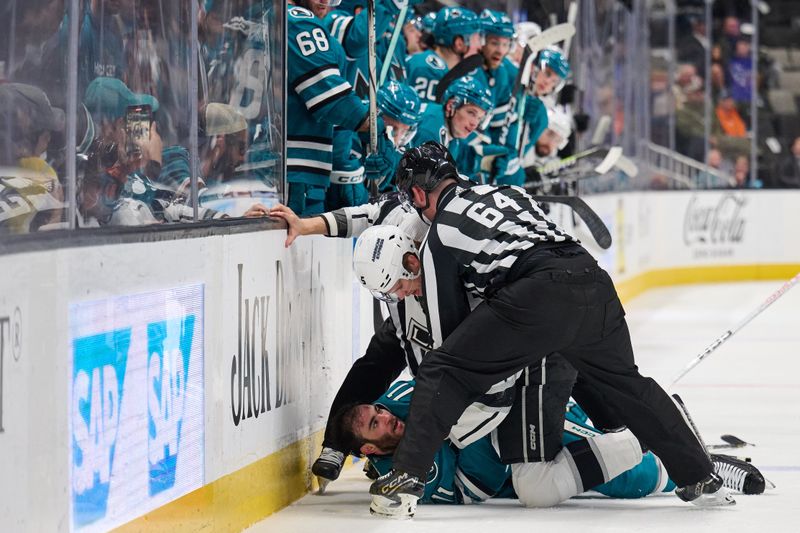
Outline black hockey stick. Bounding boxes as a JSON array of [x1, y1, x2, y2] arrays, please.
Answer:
[[529, 194, 612, 249], [706, 436, 752, 450], [434, 55, 484, 103]]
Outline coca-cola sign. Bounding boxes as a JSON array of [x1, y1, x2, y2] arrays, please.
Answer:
[[683, 194, 746, 248]]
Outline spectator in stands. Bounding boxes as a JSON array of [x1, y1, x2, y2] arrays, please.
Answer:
[[718, 15, 740, 64], [710, 62, 726, 95], [727, 38, 753, 105], [716, 90, 747, 138], [708, 147, 733, 175], [0, 83, 66, 233], [170, 102, 249, 199], [775, 136, 800, 188], [83, 77, 163, 187], [733, 155, 752, 188], [79, 0, 134, 94], [677, 12, 707, 78], [199, 103, 249, 185], [5, 0, 69, 104]]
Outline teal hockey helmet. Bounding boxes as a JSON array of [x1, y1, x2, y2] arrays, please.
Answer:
[[432, 7, 480, 47], [537, 46, 571, 79], [479, 9, 515, 39], [378, 80, 423, 126], [419, 11, 436, 33], [443, 75, 493, 113]]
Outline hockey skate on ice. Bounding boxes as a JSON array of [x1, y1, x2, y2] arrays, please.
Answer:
[[675, 472, 736, 506], [711, 454, 772, 495], [312, 447, 345, 494], [369, 470, 424, 519]]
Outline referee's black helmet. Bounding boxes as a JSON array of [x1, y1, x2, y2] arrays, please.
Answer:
[[396, 141, 458, 195]]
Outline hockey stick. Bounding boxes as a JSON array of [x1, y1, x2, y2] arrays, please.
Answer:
[[706, 435, 753, 450], [529, 194, 612, 249], [378, 5, 407, 86], [515, 23, 577, 156], [536, 145, 608, 176], [669, 271, 800, 388], [563, 1, 578, 59], [367, 0, 379, 199], [434, 55, 484, 103]]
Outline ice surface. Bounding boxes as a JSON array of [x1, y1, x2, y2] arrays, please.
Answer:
[[249, 281, 800, 533]]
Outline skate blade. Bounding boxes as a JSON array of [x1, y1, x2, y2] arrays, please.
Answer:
[[765, 478, 776, 490], [690, 491, 737, 507], [369, 494, 418, 519], [316, 477, 331, 495]]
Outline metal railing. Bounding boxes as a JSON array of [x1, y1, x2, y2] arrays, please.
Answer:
[[639, 141, 736, 189]]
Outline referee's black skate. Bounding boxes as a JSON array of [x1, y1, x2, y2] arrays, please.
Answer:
[[712, 454, 770, 495], [312, 447, 345, 494], [675, 472, 736, 506], [369, 469, 424, 519]]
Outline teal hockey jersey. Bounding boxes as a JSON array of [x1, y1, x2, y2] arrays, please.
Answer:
[[287, 6, 367, 187], [368, 381, 676, 504], [405, 50, 449, 102]]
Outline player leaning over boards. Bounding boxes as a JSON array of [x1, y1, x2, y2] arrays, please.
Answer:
[[411, 75, 506, 183], [473, 9, 525, 185], [367, 141, 736, 517], [286, 2, 393, 216], [268, 197, 518, 492], [406, 7, 481, 103]]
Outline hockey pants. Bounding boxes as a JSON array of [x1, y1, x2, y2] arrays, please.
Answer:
[[391, 245, 713, 487]]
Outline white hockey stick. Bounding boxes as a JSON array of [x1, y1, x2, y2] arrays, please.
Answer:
[[592, 146, 623, 175], [563, 1, 578, 59], [515, 23, 577, 155], [669, 271, 800, 388], [366, 0, 379, 198], [615, 154, 639, 177], [379, 5, 407, 86], [526, 22, 576, 54]]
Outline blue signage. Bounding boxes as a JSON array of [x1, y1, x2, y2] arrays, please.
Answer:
[[69, 285, 204, 530]]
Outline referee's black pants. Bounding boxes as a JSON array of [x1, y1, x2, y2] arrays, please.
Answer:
[[392, 245, 713, 487]]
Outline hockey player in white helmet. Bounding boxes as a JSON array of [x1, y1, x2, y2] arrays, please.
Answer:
[[521, 105, 572, 168], [270, 185, 516, 493]]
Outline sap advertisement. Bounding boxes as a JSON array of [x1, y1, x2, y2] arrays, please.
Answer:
[[68, 285, 204, 531]]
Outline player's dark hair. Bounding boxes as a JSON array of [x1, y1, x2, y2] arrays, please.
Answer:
[[328, 402, 366, 457]]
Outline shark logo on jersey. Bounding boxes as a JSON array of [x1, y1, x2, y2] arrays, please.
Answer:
[[426, 461, 439, 484], [426, 54, 447, 70], [147, 315, 196, 496], [354, 70, 370, 99], [289, 6, 314, 18], [71, 329, 131, 528]]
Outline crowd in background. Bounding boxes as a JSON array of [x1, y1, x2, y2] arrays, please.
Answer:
[[1, 0, 798, 237], [656, 0, 800, 188]]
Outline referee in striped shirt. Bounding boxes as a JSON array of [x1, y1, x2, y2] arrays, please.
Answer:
[[369, 141, 730, 515]]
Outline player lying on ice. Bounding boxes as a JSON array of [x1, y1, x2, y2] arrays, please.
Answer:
[[345, 223, 768, 518]]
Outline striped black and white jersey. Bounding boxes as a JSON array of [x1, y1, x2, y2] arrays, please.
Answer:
[[319, 195, 431, 372], [421, 182, 576, 348], [319, 194, 429, 241]]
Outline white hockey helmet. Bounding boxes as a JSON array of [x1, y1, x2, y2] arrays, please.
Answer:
[[546, 106, 572, 150], [353, 225, 419, 302]]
